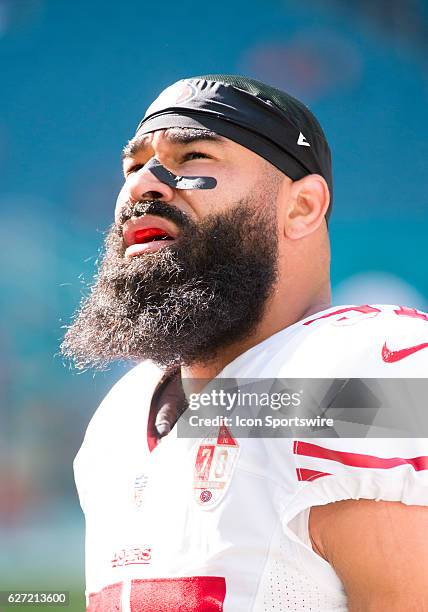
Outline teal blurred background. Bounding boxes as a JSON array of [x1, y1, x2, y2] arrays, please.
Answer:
[[1, 0, 427, 607]]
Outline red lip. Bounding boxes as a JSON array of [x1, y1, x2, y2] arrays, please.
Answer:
[[134, 227, 171, 244], [122, 215, 179, 247]]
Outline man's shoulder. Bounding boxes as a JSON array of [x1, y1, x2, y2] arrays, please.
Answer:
[[298, 303, 427, 331], [83, 360, 164, 441], [111, 360, 164, 394], [102, 359, 162, 405], [254, 304, 428, 377], [301, 303, 428, 355]]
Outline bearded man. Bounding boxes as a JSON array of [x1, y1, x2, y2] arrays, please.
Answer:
[[62, 75, 428, 611]]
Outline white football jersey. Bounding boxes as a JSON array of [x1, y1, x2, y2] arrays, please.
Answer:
[[74, 304, 428, 611]]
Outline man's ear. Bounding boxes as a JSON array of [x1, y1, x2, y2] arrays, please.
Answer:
[[282, 174, 330, 240]]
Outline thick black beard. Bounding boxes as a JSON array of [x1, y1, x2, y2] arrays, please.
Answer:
[[61, 197, 279, 370]]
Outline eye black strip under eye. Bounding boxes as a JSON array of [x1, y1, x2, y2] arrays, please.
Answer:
[[145, 157, 217, 190]]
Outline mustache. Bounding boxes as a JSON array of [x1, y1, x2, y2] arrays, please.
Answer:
[[117, 200, 192, 233]]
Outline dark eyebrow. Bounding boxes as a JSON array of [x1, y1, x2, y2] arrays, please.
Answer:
[[121, 128, 225, 160]]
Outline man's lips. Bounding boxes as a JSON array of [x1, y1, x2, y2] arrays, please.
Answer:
[[122, 215, 179, 257], [134, 227, 171, 243]]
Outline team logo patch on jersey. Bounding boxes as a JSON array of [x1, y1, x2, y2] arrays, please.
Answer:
[[193, 426, 240, 509], [134, 473, 149, 508]]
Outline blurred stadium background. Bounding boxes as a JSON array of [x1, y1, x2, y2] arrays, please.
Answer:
[[1, 0, 427, 608]]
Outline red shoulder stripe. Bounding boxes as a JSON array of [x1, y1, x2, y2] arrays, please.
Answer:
[[293, 440, 428, 471]]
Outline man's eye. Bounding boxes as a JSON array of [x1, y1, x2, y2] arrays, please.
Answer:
[[182, 152, 210, 161], [126, 163, 144, 175]]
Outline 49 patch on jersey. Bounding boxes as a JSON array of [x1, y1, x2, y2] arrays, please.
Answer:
[[193, 426, 240, 509]]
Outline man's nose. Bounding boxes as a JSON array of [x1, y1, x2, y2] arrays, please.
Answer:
[[127, 159, 175, 203]]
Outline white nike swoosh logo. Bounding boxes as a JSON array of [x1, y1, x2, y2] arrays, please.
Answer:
[[297, 132, 310, 147]]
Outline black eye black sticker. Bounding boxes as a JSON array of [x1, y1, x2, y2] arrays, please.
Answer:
[[145, 158, 217, 190]]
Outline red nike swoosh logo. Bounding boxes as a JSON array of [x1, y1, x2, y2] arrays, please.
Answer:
[[382, 341, 428, 363]]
